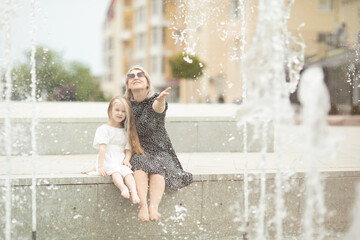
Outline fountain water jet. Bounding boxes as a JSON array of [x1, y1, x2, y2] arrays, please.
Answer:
[[1, 1, 16, 239], [0, 1, 39, 239], [298, 66, 341, 239], [236, 0, 305, 239], [344, 184, 360, 240], [30, 0, 38, 239]]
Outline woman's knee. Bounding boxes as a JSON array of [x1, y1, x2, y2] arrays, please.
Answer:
[[150, 173, 165, 181], [134, 170, 147, 176]]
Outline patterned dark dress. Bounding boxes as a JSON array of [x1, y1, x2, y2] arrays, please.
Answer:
[[130, 93, 193, 190]]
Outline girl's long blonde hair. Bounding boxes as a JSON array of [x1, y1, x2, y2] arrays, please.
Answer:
[[124, 65, 155, 101], [108, 96, 145, 155]]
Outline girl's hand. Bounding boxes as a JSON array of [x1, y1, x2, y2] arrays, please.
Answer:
[[98, 167, 108, 177], [156, 87, 171, 101], [122, 160, 132, 169]]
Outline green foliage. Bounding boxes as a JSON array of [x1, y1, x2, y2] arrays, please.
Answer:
[[67, 62, 105, 101], [10, 46, 105, 101], [169, 53, 205, 79]]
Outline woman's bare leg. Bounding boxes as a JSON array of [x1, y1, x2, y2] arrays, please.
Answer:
[[124, 174, 140, 204], [134, 170, 149, 222], [112, 172, 129, 199], [149, 174, 165, 221]]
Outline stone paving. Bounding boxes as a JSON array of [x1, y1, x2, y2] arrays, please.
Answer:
[[0, 126, 359, 178]]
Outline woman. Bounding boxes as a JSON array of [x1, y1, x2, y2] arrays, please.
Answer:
[[124, 66, 193, 222]]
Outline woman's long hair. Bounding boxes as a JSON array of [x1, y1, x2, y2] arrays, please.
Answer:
[[108, 96, 145, 155], [124, 65, 155, 101]]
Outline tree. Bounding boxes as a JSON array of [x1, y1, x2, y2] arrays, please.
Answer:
[[169, 53, 205, 79], [10, 46, 105, 101], [168, 53, 206, 103], [12, 47, 70, 100], [65, 61, 105, 101]]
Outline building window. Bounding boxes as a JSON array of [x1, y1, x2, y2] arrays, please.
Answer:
[[136, 6, 146, 25], [136, 34, 145, 49], [318, 0, 333, 12], [108, 56, 112, 69], [152, 27, 162, 46], [152, 28, 157, 45], [230, 0, 239, 18], [162, 56, 165, 74], [108, 37, 113, 51], [136, 9, 140, 25], [140, 33, 145, 49], [152, 0, 161, 15], [152, 56, 158, 73]]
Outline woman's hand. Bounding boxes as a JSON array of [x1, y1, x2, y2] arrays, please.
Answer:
[[153, 87, 171, 113], [122, 160, 132, 169], [156, 87, 171, 101], [98, 166, 108, 177]]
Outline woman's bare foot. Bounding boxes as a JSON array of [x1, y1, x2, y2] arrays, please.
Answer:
[[120, 188, 130, 199], [130, 191, 140, 204], [149, 205, 161, 221], [138, 205, 149, 222]]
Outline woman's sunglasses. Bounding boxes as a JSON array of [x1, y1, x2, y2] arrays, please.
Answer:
[[127, 72, 145, 80]]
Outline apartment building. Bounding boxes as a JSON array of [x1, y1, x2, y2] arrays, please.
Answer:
[[102, 0, 359, 104], [102, 0, 179, 99], [175, 0, 256, 103]]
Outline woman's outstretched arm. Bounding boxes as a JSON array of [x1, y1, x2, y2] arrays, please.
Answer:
[[153, 87, 171, 113]]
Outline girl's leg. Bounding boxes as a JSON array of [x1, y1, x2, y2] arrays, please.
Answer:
[[124, 174, 140, 204], [112, 172, 130, 199], [134, 170, 149, 222], [148, 174, 165, 221]]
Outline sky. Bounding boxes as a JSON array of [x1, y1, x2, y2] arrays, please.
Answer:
[[3, 0, 110, 76]]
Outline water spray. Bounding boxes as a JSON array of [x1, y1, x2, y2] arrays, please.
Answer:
[[30, 0, 38, 238]]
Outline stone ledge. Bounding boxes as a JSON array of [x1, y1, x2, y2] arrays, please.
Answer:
[[1, 102, 359, 125], [1, 170, 359, 239], [1, 170, 359, 186]]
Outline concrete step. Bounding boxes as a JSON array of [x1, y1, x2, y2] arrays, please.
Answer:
[[2, 102, 360, 156]]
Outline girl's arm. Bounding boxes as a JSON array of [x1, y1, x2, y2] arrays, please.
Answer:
[[153, 87, 171, 113], [98, 144, 108, 177], [122, 149, 132, 168]]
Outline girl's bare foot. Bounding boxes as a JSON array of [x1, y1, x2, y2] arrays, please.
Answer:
[[130, 191, 140, 204], [138, 205, 149, 222], [121, 188, 130, 199], [81, 167, 95, 174], [149, 205, 161, 221]]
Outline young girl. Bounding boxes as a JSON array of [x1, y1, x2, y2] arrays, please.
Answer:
[[82, 96, 144, 204]]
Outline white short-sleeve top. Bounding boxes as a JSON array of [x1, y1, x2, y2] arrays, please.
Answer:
[[93, 124, 130, 151]]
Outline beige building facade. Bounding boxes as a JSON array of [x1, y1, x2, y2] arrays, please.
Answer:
[[102, 0, 180, 99], [102, 0, 360, 103], [288, 0, 360, 59]]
